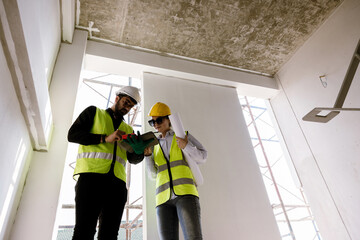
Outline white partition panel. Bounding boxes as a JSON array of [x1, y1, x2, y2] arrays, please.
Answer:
[[142, 73, 280, 240]]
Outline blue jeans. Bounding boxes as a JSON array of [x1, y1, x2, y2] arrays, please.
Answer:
[[156, 195, 203, 240]]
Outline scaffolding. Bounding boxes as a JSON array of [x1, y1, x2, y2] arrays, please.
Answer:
[[240, 96, 321, 240]]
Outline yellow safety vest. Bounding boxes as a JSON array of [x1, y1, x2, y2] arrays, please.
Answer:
[[154, 133, 199, 206], [73, 108, 133, 182]]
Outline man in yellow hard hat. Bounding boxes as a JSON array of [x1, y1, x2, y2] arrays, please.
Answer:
[[144, 102, 208, 240], [68, 86, 148, 240]]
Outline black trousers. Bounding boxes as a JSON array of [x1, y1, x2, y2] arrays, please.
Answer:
[[72, 172, 128, 240]]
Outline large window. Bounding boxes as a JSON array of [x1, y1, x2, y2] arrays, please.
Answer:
[[239, 96, 322, 240]]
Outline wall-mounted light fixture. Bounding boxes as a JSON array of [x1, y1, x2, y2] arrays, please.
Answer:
[[303, 39, 360, 123], [319, 75, 327, 88]]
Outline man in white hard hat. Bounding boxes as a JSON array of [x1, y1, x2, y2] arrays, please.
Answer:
[[68, 86, 148, 240]]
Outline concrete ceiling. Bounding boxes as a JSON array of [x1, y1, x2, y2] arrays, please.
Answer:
[[77, 0, 343, 76]]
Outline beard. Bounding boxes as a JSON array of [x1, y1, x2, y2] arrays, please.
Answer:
[[114, 100, 128, 118]]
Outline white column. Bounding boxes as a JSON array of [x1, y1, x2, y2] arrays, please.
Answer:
[[9, 30, 88, 240]]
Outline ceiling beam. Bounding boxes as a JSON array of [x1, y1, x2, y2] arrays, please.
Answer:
[[0, 0, 51, 150], [85, 40, 279, 99]]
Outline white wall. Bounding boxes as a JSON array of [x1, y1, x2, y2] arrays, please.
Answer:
[[16, 0, 61, 147], [18, 0, 61, 85], [1, 0, 61, 150], [0, 0, 60, 238], [270, 0, 360, 239], [0, 33, 33, 240], [9, 30, 88, 240], [143, 73, 281, 240]]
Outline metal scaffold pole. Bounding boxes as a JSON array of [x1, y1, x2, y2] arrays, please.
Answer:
[[243, 96, 296, 240]]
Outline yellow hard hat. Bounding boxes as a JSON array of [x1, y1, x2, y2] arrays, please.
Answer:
[[148, 102, 171, 116]]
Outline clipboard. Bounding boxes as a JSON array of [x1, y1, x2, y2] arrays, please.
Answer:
[[119, 131, 159, 153]]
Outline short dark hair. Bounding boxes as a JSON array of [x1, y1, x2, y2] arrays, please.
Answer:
[[117, 93, 137, 104]]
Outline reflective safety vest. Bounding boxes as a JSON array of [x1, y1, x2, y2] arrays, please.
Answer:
[[73, 108, 133, 182], [154, 134, 199, 206]]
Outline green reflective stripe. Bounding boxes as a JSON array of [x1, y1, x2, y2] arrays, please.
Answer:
[[156, 182, 170, 195], [173, 178, 195, 187], [157, 160, 189, 174], [77, 152, 126, 167]]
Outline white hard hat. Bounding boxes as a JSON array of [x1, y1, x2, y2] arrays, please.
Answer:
[[116, 86, 141, 104]]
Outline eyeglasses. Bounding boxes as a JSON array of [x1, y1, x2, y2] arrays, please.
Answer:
[[122, 97, 135, 108], [148, 116, 168, 127]]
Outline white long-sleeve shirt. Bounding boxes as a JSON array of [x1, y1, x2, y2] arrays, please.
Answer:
[[145, 129, 207, 180]]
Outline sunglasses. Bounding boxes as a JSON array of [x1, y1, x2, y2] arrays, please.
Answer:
[[148, 116, 169, 127]]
